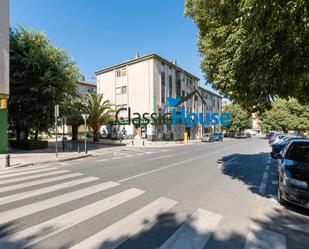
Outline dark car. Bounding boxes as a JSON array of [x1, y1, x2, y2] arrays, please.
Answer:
[[274, 139, 309, 208], [270, 136, 303, 159], [210, 132, 224, 141]]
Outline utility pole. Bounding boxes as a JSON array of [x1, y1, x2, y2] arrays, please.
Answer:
[[81, 113, 89, 154]]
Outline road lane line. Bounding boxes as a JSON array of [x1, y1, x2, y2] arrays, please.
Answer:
[[111, 157, 122, 160], [0, 181, 119, 225], [0, 167, 58, 179], [96, 159, 107, 162], [259, 172, 269, 195], [159, 208, 222, 249], [225, 157, 236, 164], [244, 224, 286, 249], [0, 188, 144, 249], [69, 197, 177, 249], [0, 173, 83, 193], [0, 170, 69, 185], [118, 149, 226, 183], [154, 155, 172, 159], [0, 177, 98, 205]]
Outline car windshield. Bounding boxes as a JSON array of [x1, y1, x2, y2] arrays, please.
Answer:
[[286, 142, 309, 163], [213, 132, 222, 135]]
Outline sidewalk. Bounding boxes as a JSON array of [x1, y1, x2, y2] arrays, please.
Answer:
[[0, 139, 204, 169], [0, 151, 92, 169]]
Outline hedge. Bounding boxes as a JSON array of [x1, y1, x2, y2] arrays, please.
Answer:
[[9, 140, 48, 150]]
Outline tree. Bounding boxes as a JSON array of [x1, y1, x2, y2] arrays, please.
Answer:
[[9, 27, 80, 140], [63, 97, 85, 141], [260, 98, 309, 133], [83, 93, 114, 142], [185, 0, 309, 111], [222, 104, 252, 133]]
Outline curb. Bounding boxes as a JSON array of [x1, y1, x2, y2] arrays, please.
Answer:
[[1, 154, 92, 169]]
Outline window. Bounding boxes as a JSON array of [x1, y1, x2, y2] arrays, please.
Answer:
[[121, 68, 127, 76], [121, 86, 127, 94], [161, 62, 166, 103], [116, 87, 121, 94], [116, 70, 121, 77], [168, 67, 173, 97]]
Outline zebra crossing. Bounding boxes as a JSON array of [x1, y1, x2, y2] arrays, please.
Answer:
[[0, 164, 289, 249]]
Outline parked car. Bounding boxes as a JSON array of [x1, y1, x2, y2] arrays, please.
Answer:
[[272, 134, 288, 144], [201, 133, 214, 142], [234, 132, 247, 139], [274, 139, 309, 208], [271, 136, 303, 158], [266, 132, 275, 139], [211, 132, 224, 141]]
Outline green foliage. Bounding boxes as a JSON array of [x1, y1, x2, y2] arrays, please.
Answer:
[[185, 0, 309, 111], [83, 93, 114, 142], [9, 27, 81, 140], [62, 95, 85, 140], [222, 104, 252, 132], [260, 98, 309, 132]]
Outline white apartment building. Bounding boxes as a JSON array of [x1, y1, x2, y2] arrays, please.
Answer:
[[96, 54, 222, 141]]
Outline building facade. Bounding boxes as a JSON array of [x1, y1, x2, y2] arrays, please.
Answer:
[[96, 54, 222, 140], [0, 0, 9, 153]]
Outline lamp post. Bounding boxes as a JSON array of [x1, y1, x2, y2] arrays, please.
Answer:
[[54, 105, 59, 157], [81, 114, 89, 154]]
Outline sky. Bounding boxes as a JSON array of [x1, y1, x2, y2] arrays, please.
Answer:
[[10, 0, 214, 91]]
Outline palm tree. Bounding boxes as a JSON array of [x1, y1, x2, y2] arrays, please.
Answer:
[[83, 92, 114, 142]]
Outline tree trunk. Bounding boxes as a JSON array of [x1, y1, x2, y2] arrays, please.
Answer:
[[71, 124, 78, 141], [24, 129, 29, 141], [93, 130, 100, 142], [34, 129, 39, 141], [16, 123, 20, 140]]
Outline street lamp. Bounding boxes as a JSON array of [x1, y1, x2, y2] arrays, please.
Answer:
[[81, 113, 89, 154]]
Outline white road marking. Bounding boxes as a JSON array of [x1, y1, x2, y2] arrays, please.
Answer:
[[0, 173, 83, 193], [0, 188, 145, 249], [285, 224, 309, 234], [225, 157, 236, 164], [272, 180, 279, 185], [259, 172, 269, 195], [124, 155, 134, 158], [118, 148, 227, 183], [0, 177, 98, 205], [96, 159, 107, 162], [136, 153, 144, 156], [111, 157, 122, 160], [69, 197, 177, 249], [159, 208, 222, 249], [0, 181, 119, 225], [0, 165, 50, 175], [154, 155, 172, 159], [0, 167, 58, 179], [244, 224, 286, 249], [0, 170, 69, 185]]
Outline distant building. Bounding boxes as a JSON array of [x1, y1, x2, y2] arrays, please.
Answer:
[[96, 54, 222, 140], [76, 81, 96, 96]]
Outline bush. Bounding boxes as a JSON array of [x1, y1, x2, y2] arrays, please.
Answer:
[[9, 140, 48, 150]]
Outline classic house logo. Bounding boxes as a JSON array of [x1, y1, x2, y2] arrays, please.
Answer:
[[115, 89, 231, 127]]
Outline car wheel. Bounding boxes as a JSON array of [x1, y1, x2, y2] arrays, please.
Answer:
[[277, 187, 286, 204]]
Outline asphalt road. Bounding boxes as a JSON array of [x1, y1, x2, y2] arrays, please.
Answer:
[[0, 138, 308, 249]]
